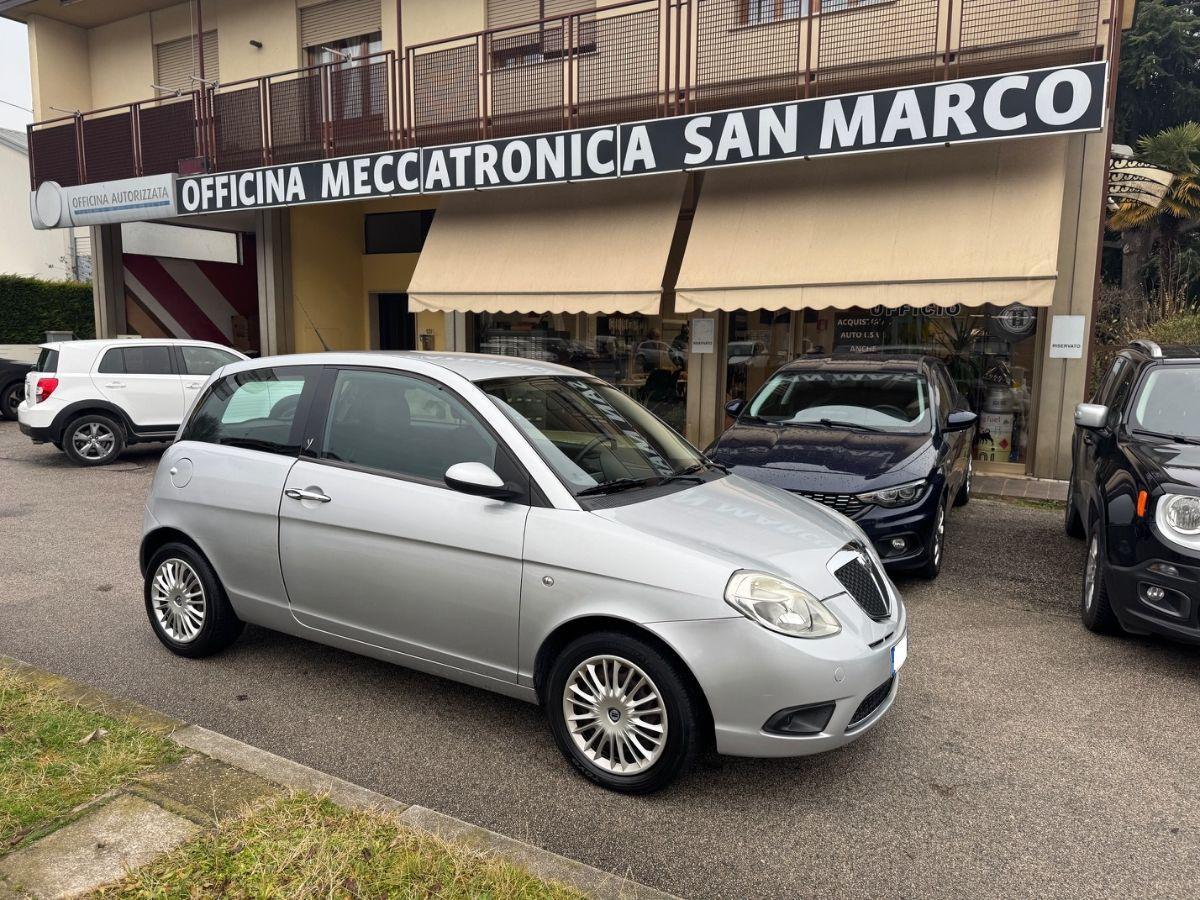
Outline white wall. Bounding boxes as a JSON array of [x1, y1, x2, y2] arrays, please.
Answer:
[[0, 142, 78, 280]]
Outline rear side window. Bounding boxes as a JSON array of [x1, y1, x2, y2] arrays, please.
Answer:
[[35, 349, 58, 373], [182, 367, 315, 455], [98, 346, 174, 375], [181, 346, 239, 376]]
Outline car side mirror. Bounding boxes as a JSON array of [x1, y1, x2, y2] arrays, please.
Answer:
[[444, 462, 516, 500], [1075, 403, 1109, 430], [945, 410, 978, 432], [725, 399, 746, 418]]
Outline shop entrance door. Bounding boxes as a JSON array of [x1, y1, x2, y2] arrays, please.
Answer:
[[378, 293, 416, 350]]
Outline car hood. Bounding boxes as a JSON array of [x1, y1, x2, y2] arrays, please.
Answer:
[[1125, 438, 1200, 491], [709, 424, 933, 492], [591, 475, 867, 599]]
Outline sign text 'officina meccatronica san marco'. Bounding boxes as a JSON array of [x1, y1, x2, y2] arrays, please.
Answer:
[[176, 62, 1106, 215]]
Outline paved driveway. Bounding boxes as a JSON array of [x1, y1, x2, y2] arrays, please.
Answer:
[[2, 420, 1198, 899]]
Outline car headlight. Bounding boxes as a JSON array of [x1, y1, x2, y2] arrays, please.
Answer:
[[858, 479, 927, 508], [1162, 494, 1200, 535], [724, 571, 841, 638]]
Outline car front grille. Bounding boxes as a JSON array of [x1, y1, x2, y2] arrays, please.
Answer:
[[834, 555, 890, 620], [849, 676, 895, 727], [793, 491, 869, 518]]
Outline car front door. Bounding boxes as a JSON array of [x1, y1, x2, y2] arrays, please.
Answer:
[[1079, 357, 1131, 508], [278, 366, 530, 684], [177, 345, 244, 411], [929, 367, 964, 494], [94, 344, 185, 428]]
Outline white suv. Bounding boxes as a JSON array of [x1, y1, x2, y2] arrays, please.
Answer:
[[18, 339, 247, 466]]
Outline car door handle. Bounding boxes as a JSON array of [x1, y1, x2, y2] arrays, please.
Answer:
[[104, 381, 126, 388], [185, 382, 202, 390], [285, 487, 331, 503]]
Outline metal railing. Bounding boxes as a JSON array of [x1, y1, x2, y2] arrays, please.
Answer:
[[27, 0, 1113, 191]]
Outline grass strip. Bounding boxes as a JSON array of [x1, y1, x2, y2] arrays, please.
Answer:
[[0, 667, 181, 849], [95, 793, 586, 899]]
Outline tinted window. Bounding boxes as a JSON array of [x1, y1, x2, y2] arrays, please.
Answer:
[[321, 369, 497, 482], [98, 348, 124, 374], [1130, 366, 1200, 440], [35, 349, 58, 373], [1106, 361, 1137, 429], [181, 346, 239, 376], [101, 346, 174, 375], [182, 367, 314, 454], [1094, 358, 1126, 406]]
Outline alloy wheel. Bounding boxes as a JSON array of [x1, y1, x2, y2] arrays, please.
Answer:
[[933, 504, 945, 567], [1084, 535, 1099, 611], [965, 458, 972, 496], [71, 422, 116, 461], [150, 558, 207, 643], [562, 655, 667, 775], [4, 388, 21, 417]]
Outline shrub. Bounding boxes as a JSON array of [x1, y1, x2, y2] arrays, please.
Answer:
[[0, 274, 95, 344]]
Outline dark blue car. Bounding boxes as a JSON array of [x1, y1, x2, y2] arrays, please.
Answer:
[[708, 356, 977, 579]]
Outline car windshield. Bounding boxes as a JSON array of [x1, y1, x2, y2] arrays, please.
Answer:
[[481, 375, 707, 495], [1130, 366, 1200, 439], [746, 371, 931, 433]]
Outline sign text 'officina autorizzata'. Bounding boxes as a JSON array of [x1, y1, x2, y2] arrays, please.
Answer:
[[171, 62, 1107, 216]]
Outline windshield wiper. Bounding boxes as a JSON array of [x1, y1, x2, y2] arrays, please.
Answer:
[[815, 418, 885, 433], [1132, 428, 1200, 445], [575, 477, 659, 497]]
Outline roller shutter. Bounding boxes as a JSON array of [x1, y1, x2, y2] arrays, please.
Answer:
[[299, 0, 382, 49], [154, 31, 218, 94]]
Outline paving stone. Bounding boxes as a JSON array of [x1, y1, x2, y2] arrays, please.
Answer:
[[0, 795, 199, 899], [133, 753, 280, 825]]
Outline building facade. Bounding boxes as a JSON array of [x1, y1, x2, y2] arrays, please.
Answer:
[[0, 127, 83, 281], [4, 0, 1138, 478]]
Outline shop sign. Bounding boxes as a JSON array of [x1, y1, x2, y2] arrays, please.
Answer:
[[620, 62, 1106, 175], [32, 62, 1107, 225], [690, 318, 715, 354], [834, 312, 886, 353], [29, 175, 176, 229]]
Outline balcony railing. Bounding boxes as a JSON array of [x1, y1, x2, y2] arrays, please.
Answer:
[[27, 0, 1115, 191]]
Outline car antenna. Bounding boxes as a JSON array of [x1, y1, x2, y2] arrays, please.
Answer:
[[294, 296, 331, 352]]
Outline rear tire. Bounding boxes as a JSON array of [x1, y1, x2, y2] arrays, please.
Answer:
[[546, 631, 701, 794], [0, 381, 22, 421], [145, 542, 243, 658], [62, 413, 124, 466], [1082, 526, 1123, 635]]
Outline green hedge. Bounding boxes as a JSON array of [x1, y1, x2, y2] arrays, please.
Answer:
[[0, 274, 95, 344]]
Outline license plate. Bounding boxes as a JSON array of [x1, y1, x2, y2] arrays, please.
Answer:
[[892, 633, 908, 674]]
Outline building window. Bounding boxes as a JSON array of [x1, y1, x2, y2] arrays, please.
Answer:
[[364, 211, 435, 255], [486, 1, 597, 69], [154, 31, 218, 94], [304, 32, 383, 68], [741, 0, 804, 26]]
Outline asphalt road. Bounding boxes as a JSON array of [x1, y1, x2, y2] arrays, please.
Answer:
[[2, 420, 1199, 899]]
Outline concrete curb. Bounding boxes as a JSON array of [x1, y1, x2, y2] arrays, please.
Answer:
[[1, 655, 679, 900]]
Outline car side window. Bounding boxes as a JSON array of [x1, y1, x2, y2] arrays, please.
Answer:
[[111, 346, 174, 375], [320, 368, 498, 483], [929, 370, 950, 427], [97, 348, 124, 374], [1105, 361, 1137, 429], [181, 346, 239, 376], [181, 367, 315, 454], [1092, 358, 1123, 405]]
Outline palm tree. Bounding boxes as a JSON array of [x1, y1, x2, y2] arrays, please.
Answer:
[[1109, 122, 1200, 317]]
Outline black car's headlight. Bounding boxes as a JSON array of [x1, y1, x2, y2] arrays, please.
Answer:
[[857, 479, 927, 508], [1161, 494, 1200, 536]]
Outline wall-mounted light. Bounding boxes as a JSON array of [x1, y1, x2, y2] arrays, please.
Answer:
[[249, 40, 263, 49]]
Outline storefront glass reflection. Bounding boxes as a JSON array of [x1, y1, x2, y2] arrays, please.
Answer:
[[725, 304, 1041, 467], [472, 312, 689, 434]]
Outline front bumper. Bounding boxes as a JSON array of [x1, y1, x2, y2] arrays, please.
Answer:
[[854, 488, 942, 569], [1106, 553, 1200, 645], [648, 598, 906, 758]]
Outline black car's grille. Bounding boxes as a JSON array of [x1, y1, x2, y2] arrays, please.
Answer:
[[849, 676, 895, 727], [793, 491, 868, 518], [834, 556, 890, 620]]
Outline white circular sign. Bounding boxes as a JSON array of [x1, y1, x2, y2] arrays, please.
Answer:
[[34, 181, 64, 228]]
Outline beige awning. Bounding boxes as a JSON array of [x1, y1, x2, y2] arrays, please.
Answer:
[[676, 137, 1070, 313], [408, 175, 687, 315]]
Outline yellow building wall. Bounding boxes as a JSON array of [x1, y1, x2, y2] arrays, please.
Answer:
[[214, 0, 300, 81], [88, 15, 154, 109], [290, 194, 443, 353], [27, 15, 92, 118], [401, 0, 486, 48], [150, 2, 196, 44]]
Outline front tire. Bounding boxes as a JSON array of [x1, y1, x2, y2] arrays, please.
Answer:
[[1081, 526, 1122, 635], [62, 413, 124, 466], [145, 542, 243, 658], [918, 496, 947, 580], [0, 381, 22, 421], [547, 632, 702, 794]]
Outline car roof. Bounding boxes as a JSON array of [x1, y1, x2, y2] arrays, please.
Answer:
[[39, 338, 236, 351], [777, 355, 932, 375], [227, 351, 586, 383]]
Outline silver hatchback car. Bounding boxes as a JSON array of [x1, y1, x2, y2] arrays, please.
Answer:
[[141, 352, 907, 792]]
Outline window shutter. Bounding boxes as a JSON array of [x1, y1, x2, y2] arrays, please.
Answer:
[[487, 1, 595, 28], [299, 0, 382, 49], [154, 31, 218, 94]]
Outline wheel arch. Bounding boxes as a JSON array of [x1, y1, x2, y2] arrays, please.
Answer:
[[532, 614, 715, 744], [51, 400, 134, 443], [140, 527, 211, 578]]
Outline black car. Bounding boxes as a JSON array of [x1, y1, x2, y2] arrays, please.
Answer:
[[1066, 340, 1200, 645], [0, 350, 34, 421], [709, 356, 977, 579]]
